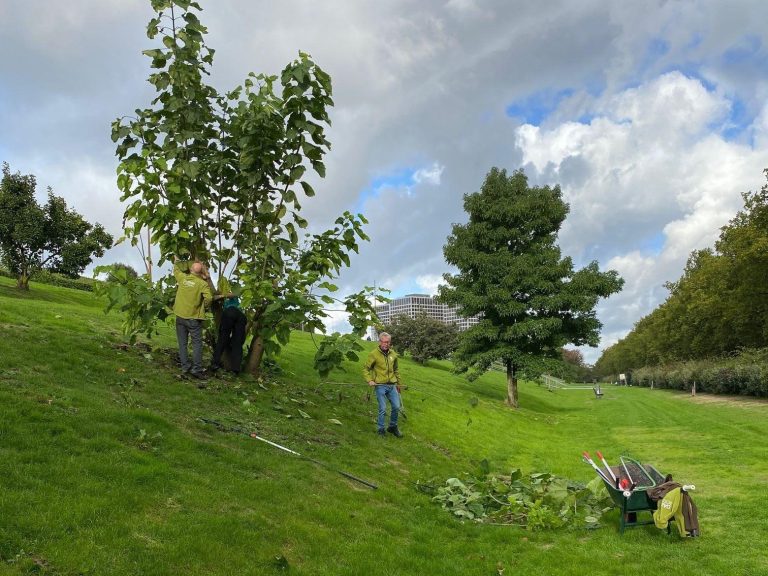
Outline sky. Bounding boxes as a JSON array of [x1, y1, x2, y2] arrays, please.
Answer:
[[2, 0, 768, 364]]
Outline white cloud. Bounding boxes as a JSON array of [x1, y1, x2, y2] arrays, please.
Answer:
[[322, 308, 353, 335], [753, 102, 768, 149], [416, 274, 443, 295], [517, 73, 767, 363], [413, 163, 444, 186]]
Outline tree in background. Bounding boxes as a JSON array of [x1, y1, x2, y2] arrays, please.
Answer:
[[0, 163, 113, 290], [111, 263, 139, 279], [102, 0, 376, 376], [560, 348, 593, 382], [440, 168, 623, 408], [383, 312, 459, 365]]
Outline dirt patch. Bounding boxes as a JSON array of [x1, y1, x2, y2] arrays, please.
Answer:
[[0, 322, 30, 330], [673, 392, 768, 409], [427, 441, 452, 457]]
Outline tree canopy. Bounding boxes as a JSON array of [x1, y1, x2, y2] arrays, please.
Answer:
[[382, 312, 459, 365], [100, 0, 376, 375], [0, 163, 113, 290], [440, 168, 623, 407]]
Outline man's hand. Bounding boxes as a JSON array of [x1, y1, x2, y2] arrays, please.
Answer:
[[368, 380, 376, 387]]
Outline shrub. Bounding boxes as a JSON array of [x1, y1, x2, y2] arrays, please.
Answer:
[[628, 352, 768, 397], [0, 266, 94, 292]]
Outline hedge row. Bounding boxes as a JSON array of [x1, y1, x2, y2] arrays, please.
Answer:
[[0, 268, 95, 292], [632, 350, 768, 397]]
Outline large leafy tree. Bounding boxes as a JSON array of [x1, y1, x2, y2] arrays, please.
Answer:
[[104, 0, 375, 375], [440, 168, 623, 408], [0, 163, 113, 290]]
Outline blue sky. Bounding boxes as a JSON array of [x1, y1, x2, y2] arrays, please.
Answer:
[[2, 0, 768, 364], [505, 88, 577, 125], [355, 168, 419, 213]]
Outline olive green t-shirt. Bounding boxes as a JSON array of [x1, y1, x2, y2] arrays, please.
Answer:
[[173, 262, 212, 319]]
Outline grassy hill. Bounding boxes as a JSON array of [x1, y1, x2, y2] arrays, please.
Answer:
[[1, 276, 767, 575]]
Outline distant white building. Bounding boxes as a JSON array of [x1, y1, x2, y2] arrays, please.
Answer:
[[370, 294, 479, 339]]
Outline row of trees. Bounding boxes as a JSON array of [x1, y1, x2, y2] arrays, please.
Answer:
[[381, 310, 592, 383], [595, 168, 768, 378]]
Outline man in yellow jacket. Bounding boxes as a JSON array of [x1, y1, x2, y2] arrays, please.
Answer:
[[173, 258, 213, 379], [363, 332, 403, 437]]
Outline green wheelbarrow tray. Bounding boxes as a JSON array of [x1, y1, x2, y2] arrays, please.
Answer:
[[601, 459, 666, 533]]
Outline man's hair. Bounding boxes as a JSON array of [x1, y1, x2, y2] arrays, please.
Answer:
[[191, 262, 204, 275], [379, 332, 391, 341]]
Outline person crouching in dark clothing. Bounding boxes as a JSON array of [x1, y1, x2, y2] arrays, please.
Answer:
[[211, 292, 247, 374]]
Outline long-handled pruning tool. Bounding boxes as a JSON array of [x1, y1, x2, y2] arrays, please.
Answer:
[[199, 417, 379, 490], [582, 451, 612, 484], [596, 450, 619, 488]]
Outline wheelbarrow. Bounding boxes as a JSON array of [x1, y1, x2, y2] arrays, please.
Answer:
[[602, 459, 666, 533], [584, 452, 698, 535], [583, 452, 666, 533]]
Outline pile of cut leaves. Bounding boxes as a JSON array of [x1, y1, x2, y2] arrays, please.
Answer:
[[418, 469, 613, 530]]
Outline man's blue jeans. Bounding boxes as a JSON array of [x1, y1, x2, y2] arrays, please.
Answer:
[[176, 317, 204, 374], [375, 384, 400, 430]]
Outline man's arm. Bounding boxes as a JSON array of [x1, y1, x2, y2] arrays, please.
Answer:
[[393, 356, 401, 386], [173, 259, 189, 282]]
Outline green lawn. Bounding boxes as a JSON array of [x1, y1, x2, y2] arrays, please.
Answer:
[[1, 276, 767, 575]]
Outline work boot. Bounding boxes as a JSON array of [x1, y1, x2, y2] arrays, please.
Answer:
[[377, 428, 386, 436], [387, 425, 403, 438]]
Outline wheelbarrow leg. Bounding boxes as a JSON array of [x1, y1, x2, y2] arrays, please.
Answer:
[[620, 501, 627, 534]]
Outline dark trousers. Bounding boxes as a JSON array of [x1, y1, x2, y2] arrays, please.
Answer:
[[213, 307, 247, 373], [176, 317, 203, 374]]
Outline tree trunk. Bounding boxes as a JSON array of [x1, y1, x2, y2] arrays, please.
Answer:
[[505, 360, 519, 408], [17, 272, 29, 291], [245, 335, 265, 375]]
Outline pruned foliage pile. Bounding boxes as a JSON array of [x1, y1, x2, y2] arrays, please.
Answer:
[[419, 468, 613, 530]]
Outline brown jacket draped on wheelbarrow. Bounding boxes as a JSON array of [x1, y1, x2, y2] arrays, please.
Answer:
[[647, 481, 700, 537]]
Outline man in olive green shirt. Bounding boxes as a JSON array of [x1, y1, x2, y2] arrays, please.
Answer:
[[173, 259, 213, 379], [363, 332, 403, 437]]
